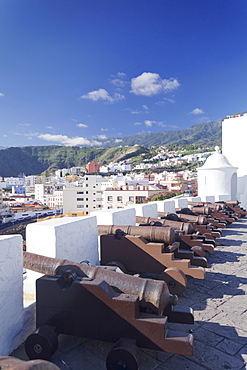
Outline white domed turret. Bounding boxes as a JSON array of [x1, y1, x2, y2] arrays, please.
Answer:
[[197, 146, 238, 201]]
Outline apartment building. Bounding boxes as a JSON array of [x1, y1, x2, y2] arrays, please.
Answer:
[[46, 190, 64, 210], [63, 175, 104, 215], [103, 184, 159, 209]]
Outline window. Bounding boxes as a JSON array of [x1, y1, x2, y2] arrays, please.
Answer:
[[107, 196, 113, 201], [86, 177, 88, 180], [86, 205, 88, 208], [129, 196, 134, 201], [86, 191, 88, 194], [77, 205, 84, 208], [117, 196, 122, 202], [86, 198, 88, 201], [77, 191, 84, 194], [86, 184, 88, 187], [77, 198, 84, 201]]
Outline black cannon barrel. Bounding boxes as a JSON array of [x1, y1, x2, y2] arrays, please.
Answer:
[[98, 224, 181, 245], [23, 251, 177, 314]]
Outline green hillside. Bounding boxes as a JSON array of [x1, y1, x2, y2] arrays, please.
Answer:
[[0, 118, 223, 176], [0, 145, 148, 177]]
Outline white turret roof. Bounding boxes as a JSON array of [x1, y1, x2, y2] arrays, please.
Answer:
[[198, 146, 237, 170]]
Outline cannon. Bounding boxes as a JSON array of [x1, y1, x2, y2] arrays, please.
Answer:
[[177, 207, 227, 229], [98, 224, 181, 245], [158, 211, 208, 225], [158, 211, 221, 239], [135, 217, 215, 254], [98, 226, 205, 296], [24, 252, 194, 369], [187, 201, 237, 224]]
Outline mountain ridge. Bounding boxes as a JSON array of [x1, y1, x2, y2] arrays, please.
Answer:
[[0, 119, 222, 177]]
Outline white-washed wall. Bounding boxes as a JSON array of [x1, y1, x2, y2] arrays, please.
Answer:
[[0, 235, 24, 355], [91, 208, 136, 226], [25, 216, 99, 296]]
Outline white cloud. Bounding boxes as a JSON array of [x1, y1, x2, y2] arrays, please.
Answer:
[[80, 88, 125, 102], [0, 93, 5, 97], [156, 97, 176, 105], [19, 123, 31, 126], [37, 133, 102, 146], [46, 126, 54, 129], [101, 128, 108, 131], [110, 79, 128, 87], [135, 120, 166, 127], [130, 72, 180, 96], [143, 105, 149, 110], [77, 123, 88, 128], [190, 108, 205, 115], [115, 139, 122, 143], [117, 72, 127, 78], [144, 120, 154, 127], [97, 134, 107, 140]]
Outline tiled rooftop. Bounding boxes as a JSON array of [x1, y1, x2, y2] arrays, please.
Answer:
[[12, 217, 247, 369]]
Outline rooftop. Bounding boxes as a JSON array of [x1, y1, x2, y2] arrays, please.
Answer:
[[11, 217, 247, 369]]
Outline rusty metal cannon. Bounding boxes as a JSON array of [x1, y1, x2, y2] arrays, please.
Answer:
[[222, 201, 247, 217], [98, 225, 205, 296], [158, 211, 221, 239], [136, 215, 195, 234], [177, 207, 227, 229], [24, 252, 194, 369], [98, 224, 180, 245], [158, 211, 207, 225], [187, 201, 237, 224], [135, 216, 215, 254]]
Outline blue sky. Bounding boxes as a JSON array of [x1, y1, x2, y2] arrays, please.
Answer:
[[0, 0, 247, 147]]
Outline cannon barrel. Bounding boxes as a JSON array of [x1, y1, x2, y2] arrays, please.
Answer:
[[175, 213, 208, 225], [135, 216, 194, 235], [190, 206, 212, 215], [188, 201, 223, 212], [23, 251, 177, 314], [157, 212, 207, 225], [98, 224, 181, 244]]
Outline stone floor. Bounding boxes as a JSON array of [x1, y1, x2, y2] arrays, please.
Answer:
[[12, 218, 247, 369]]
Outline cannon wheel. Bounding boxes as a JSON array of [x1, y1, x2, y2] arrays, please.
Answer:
[[159, 267, 187, 296], [106, 339, 139, 370], [25, 326, 58, 360], [106, 260, 128, 273]]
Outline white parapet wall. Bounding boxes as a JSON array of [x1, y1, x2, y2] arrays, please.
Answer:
[[174, 198, 188, 209], [0, 235, 24, 355], [199, 195, 215, 202], [152, 199, 176, 213], [130, 203, 158, 218], [91, 208, 136, 226], [187, 196, 201, 202], [25, 216, 99, 296], [217, 194, 230, 201]]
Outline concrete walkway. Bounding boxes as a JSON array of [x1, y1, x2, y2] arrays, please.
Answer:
[[12, 218, 247, 369]]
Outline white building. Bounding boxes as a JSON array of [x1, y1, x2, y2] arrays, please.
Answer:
[[103, 184, 160, 209], [197, 146, 237, 201], [63, 175, 104, 215], [222, 112, 247, 208]]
